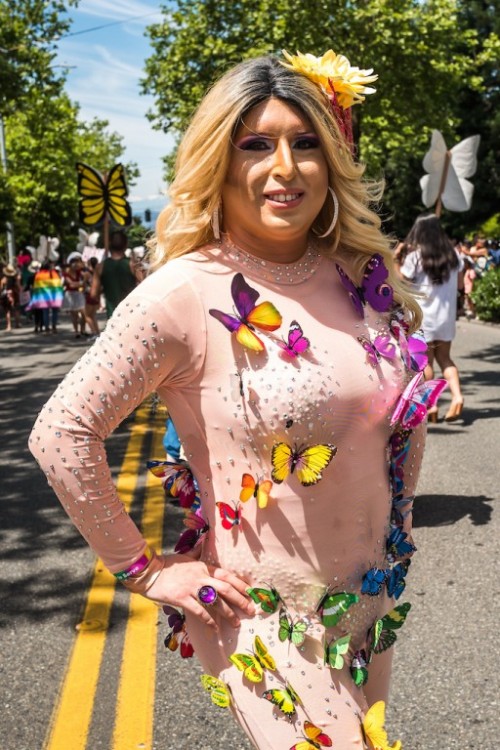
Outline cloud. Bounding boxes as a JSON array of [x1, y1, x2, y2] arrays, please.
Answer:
[[75, 0, 162, 24]]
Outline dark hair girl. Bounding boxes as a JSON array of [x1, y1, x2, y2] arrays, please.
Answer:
[[404, 213, 459, 284]]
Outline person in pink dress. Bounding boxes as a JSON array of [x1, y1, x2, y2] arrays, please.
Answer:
[[30, 51, 437, 749]]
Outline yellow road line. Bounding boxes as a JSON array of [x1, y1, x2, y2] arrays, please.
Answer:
[[112, 417, 167, 750], [44, 403, 152, 750]]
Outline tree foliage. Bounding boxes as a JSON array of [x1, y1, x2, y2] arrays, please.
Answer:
[[142, 0, 497, 237], [5, 92, 138, 249], [0, 1, 138, 255]]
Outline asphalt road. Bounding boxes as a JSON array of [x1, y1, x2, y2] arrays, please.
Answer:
[[1, 314, 498, 750]]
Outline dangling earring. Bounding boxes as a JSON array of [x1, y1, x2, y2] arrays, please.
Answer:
[[314, 187, 339, 238], [211, 203, 221, 240]]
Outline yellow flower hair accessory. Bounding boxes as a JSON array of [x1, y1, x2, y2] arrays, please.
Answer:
[[281, 49, 377, 109], [281, 49, 378, 151]]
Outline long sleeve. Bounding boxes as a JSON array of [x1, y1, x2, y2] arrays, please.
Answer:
[[29, 270, 206, 572]]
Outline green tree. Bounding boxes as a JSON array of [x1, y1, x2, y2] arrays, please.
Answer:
[[446, 0, 500, 237], [5, 92, 138, 249], [142, 0, 485, 236], [0, 0, 75, 115]]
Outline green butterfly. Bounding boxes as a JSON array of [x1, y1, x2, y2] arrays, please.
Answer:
[[247, 585, 281, 614], [317, 591, 359, 628], [373, 602, 412, 654], [200, 674, 231, 708], [350, 649, 369, 687], [262, 681, 301, 718], [278, 607, 308, 647], [324, 633, 351, 670]]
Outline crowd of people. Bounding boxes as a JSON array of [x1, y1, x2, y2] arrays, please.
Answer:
[[0, 230, 145, 335]]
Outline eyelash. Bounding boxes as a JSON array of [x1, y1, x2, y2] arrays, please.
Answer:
[[238, 136, 320, 152]]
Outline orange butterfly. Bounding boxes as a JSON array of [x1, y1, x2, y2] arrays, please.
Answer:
[[239, 473, 273, 509]]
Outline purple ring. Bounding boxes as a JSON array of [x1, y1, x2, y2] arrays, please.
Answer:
[[196, 585, 218, 606]]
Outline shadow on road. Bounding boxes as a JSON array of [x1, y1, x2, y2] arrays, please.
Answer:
[[414, 493, 494, 527]]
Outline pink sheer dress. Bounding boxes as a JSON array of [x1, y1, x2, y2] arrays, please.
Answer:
[[30, 244, 425, 749]]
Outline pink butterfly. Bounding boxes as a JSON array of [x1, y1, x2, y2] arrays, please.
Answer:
[[279, 320, 310, 358], [147, 460, 198, 509], [358, 333, 396, 367], [390, 372, 447, 428], [391, 322, 428, 372]]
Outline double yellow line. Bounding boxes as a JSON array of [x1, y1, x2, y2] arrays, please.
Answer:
[[44, 402, 167, 750]]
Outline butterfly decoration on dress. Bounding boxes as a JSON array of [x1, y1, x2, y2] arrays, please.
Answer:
[[391, 494, 414, 528], [391, 321, 428, 372], [162, 604, 185, 651], [76, 162, 132, 227], [360, 700, 402, 750], [174, 509, 209, 554], [278, 607, 309, 647], [279, 320, 310, 358], [271, 442, 337, 486], [209, 273, 282, 352], [317, 591, 359, 628], [216, 501, 242, 530], [350, 649, 369, 687], [388, 429, 411, 497], [390, 372, 447, 429], [324, 633, 351, 670], [290, 721, 333, 750], [263, 681, 302, 718], [229, 635, 276, 683], [200, 674, 232, 708], [239, 473, 273, 509], [147, 460, 198, 508], [358, 333, 396, 367], [369, 603, 412, 656], [361, 567, 388, 596], [386, 560, 411, 600], [162, 605, 195, 658], [247, 584, 282, 614], [386, 525, 416, 563], [336, 253, 394, 318]]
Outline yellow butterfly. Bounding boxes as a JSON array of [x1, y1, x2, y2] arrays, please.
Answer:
[[76, 162, 132, 227], [361, 701, 402, 750], [271, 442, 337, 486], [262, 681, 302, 718], [200, 674, 231, 708], [229, 635, 276, 683]]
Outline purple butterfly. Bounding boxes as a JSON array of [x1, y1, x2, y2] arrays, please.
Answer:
[[174, 509, 209, 554], [391, 372, 447, 428], [358, 333, 396, 367], [209, 273, 282, 352], [336, 253, 394, 318], [162, 604, 186, 649], [279, 320, 310, 358]]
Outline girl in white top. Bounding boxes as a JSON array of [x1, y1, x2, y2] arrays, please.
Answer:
[[399, 213, 464, 421]]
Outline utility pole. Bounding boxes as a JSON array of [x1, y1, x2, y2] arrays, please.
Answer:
[[0, 112, 16, 263]]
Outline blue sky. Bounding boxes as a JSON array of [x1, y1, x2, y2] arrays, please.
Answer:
[[56, 1, 173, 212]]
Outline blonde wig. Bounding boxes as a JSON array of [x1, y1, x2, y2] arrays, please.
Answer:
[[149, 56, 421, 330]]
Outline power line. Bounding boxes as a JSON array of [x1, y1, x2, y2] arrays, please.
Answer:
[[58, 10, 162, 39]]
